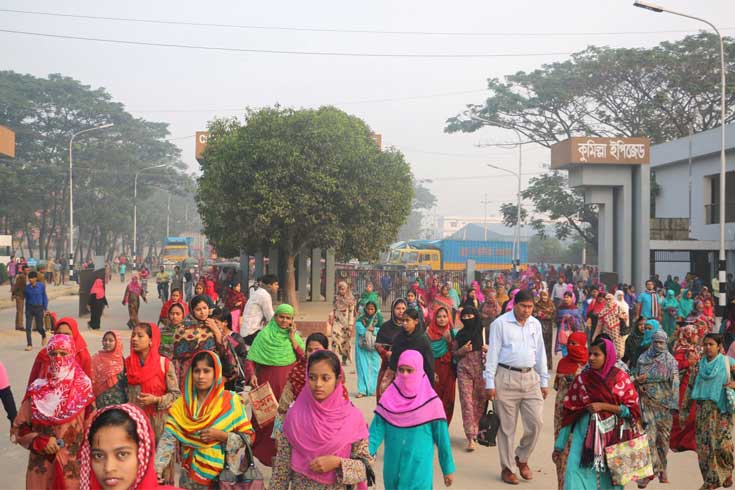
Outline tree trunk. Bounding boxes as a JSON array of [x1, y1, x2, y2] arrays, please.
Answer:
[[284, 253, 299, 313]]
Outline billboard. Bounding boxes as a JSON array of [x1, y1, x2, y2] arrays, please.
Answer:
[[551, 137, 650, 169], [195, 131, 209, 163], [0, 126, 15, 158]]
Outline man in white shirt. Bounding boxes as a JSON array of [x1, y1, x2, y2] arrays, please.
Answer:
[[484, 289, 548, 485], [241, 274, 279, 345], [551, 277, 567, 308]]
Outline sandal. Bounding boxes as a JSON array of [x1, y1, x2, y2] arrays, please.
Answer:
[[659, 472, 669, 483], [466, 439, 476, 452], [355, 393, 365, 398]]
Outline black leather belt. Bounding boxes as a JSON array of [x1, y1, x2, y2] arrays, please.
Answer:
[[498, 363, 532, 373]]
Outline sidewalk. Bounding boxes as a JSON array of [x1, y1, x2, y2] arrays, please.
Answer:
[[0, 283, 78, 310]]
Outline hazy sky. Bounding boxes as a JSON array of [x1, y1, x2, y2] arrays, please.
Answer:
[[3, 0, 734, 221]]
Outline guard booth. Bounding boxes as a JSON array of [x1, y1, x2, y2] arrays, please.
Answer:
[[551, 137, 651, 288], [78, 268, 106, 317]]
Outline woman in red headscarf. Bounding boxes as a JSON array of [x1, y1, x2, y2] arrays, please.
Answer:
[[79, 403, 177, 490], [552, 332, 589, 490], [87, 278, 108, 330], [125, 323, 180, 485], [91, 331, 127, 409], [26, 317, 92, 388], [13, 334, 95, 490], [427, 306, 456, 424]]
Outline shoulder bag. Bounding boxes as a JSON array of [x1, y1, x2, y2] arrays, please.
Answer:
[[218, 433, 265, 490], [477, 401, 501, 447], [603, 417, 653, 486], [360, 320, 377, 351]]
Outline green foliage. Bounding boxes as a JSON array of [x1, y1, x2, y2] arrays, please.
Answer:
[[197, 106, 414, 271], [397, 182, 437, 240], [528, 236, 585, 264], [446, 33, 735, 146], [0, 70, 195, 259]]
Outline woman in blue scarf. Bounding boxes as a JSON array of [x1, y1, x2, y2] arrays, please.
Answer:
[[355, 301, 383, 398], [661, 290, 680, 337], [627, 319, 660, 372], [681, 333, 735, 489], [678, 289, 695, 320]]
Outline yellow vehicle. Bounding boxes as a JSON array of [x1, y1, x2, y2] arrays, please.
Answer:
[[386, 247, 440, 269], [160, 237, 192, 269], [386, 239, 526, 271]]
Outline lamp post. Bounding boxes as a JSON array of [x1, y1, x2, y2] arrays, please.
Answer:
[[487, 163, 523, 266], [633, 0, 728, 326], [464, 112, 524, 270], [133, 164, 167, 263], [68, 123, 113, 281]]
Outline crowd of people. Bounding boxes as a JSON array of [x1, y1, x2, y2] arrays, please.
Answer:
[[4, 259, 735, 489]]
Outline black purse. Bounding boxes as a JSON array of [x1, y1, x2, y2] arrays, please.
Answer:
[[477, 402, 501, 447], [347, 456, 376, 489]]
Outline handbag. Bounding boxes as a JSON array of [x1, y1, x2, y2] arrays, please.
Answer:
[[477, 402, 501, 447], [218, 433, 265, 490], [604, 420, 653, 486], [360, 328, 376, 351], [248, 382, 278, 426]]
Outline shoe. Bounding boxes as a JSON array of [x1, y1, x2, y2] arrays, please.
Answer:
[[466, 439, 476, 452], [25, 345, 32, 351], [41, 336, 48, 347], [501, 468, 519, 485], [515, 456, 533, 480], [659, 471, 669, 484], [15, 326, 24, 331]]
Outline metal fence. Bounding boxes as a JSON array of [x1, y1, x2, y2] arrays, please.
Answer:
[[333, 267, 468, 309]]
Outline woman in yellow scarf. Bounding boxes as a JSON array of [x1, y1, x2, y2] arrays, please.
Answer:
[[154, 350, 254, 489]]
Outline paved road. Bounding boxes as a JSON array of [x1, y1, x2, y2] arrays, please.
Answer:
[[0, 281, 705, 489]]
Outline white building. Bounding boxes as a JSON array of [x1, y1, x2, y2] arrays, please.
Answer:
[[650, 123, 735, 280], [437, 215, 504, 238]]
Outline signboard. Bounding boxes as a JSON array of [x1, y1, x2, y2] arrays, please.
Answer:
[[551, 137, 650, 169], [371, 133, 382, 150], [0, 126, 15, 158], [195, 131, 209, 163]]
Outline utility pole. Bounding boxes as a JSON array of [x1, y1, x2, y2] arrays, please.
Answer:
[[481, 194, 492, 241]]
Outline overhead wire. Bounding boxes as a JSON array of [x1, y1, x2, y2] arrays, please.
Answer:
[[1, 8, 732, 37], [0, 28, 577, 59]]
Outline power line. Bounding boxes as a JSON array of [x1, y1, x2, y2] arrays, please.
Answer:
[[129, 89, 488, 113], [0, 28, 576, 59], [2, 8, 733, 37]]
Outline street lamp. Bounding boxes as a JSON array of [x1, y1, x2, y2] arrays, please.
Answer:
[[463, 111, 524, 270], [133, 164, 167, 263], [68, 123, 114, 280], [633, 0, 728, 326], [487, 163, 523, 262]]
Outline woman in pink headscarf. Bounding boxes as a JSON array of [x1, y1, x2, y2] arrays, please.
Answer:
[[123, 275, 147, 329], [369, 350, 456, 489], [272, 350, 370, 490]]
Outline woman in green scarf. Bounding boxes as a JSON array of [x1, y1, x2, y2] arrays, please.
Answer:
[[681, 333, 735, 490], [246, 303, 305, 467], [355, 300, 383, 398], [678, 289, 695, 321], [662, 290, 680, 337], [357, 281, 381, 316]]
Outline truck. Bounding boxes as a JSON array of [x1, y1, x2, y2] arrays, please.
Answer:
[[160, 236, 193, 269], [385, 239, 528, 271]]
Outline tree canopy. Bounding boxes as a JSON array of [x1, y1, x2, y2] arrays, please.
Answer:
[[0, 71, 195, 261], [445, 33, 734, 249], [197, 106, 414, 307]]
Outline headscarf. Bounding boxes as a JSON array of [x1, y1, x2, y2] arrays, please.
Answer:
[[356, 301, 383, 338], [594, 338, 619, 381], [674, 324, 699, 353], [426, 306, 452, 360], [127, 275, 143, 296], [534, 291, 556, 322], [636, 330, 678, 382], [25, 334, 94, 425], [358, 286, 380, 311], [27, 317, 92, 387], [455, 305, 484, 352], [678, 289, 694, 319], [80, 404, 162, 490], [165, 351, 253, 485], [90, 278, 105, 299], [125, 323, 168, 416], [691, 353, 729, 412], [496, 285, 510, 305], [283, 355, 368, 488], [247, 304, 304, 366], [334, 281, 355, 311], [662, 289, 680, 314], [376, 350, 446, 428], [224, 283, 246, 313], [471, 280, 485, 303], [641, 319, 661, 348], [375, 298, 406, 346], [614, 291, 628, 317], [447, 284, 461, 309], [556, 331, 589, 375], [388, 314, 436, 387], [91, 331, 124, 397], [703, 299, 715, 318], [160, 298, 189, 321]]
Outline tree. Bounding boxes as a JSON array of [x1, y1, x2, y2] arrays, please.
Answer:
[[397, 182, 437, 240], [197, 106, 414, 309], [0, 70, 193, 262], [446, 33, 735, 147]]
